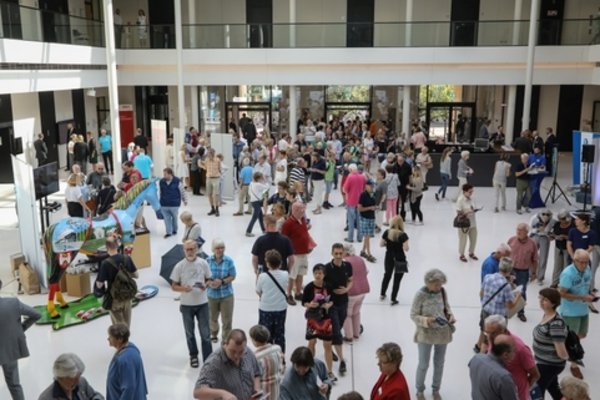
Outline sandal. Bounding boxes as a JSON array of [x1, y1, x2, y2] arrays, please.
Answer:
[[190, 356, 199, 368], [459, 255, 468, 262]]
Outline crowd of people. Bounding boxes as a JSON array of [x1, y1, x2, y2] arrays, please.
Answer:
[[6, 118, 595, 400]]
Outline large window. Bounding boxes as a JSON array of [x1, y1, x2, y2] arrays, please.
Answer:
[[326, 85, 370, 102]]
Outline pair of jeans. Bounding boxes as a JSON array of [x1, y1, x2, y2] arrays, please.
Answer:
[[329, 303, 348, 346], [551, 248, 569, 287], [536, 363, 565, 400], [162, 206, 179, 236], [102, 150, 113, 174], [513, 269, 530, 316], [246, 201, 264, 234], [438, 173, 449, 198], [346, 206, 362, 242], [259, 309, 287, 354], [416, 342, 448, 393], [381, 260, 405, 302], [180, 303, 213, 361], [516, 178, 531, 210], [2, 360, 24, 400], [343, 294, 366, 339], [208, 295, 234, 342], [410, 195, 423, 222]]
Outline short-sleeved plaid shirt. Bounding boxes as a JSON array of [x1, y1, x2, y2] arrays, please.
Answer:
[[481, 273, 514, 316], [207, 255, 236, 299]]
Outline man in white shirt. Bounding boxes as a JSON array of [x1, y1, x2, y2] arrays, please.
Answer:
[[171, 240, 213, 368]]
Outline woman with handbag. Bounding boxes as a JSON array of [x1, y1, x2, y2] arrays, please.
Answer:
[[379, 215, 409, 306], [455, 183, 478, 262], [302, 264, 336, 382], [255, 250, 289, 354], [410, 269, 455, 400]]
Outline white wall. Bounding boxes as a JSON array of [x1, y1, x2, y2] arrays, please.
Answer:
[[537, 85, 559, 138], [84, 93, 98, 133], [581, 85, 600, 132], [11, 92, 42, 165], [54, 90, 73, 123]]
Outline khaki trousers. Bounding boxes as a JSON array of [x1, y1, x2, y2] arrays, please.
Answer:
[[237, 185, 251, 213], [458, 226, 478, 256], [208, 295, 234, 342], [110, 299, 132, 328]]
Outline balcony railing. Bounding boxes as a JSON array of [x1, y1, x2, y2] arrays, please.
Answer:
[[0, 0, 597, 50]]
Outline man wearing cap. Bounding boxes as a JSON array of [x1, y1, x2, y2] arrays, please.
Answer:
[[550, 211, 574, 288], [530, 209, 554, 284], [342, 164, 365, 243], [558, 248, 595, 378]]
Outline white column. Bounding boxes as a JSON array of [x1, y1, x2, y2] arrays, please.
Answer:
[[102, 0, 122, 182], [289, 85, 297, 140], [289, 0, 296, 47], [191, 86, 199, 130], [522, 0, 540, 131], [188, 0, 196, 48], [175, 0, 186, 129], [512, 0, 523, 45], [505, 85, 517, 144], [405, 0, 413, 46], [402, 86, 411, 137]]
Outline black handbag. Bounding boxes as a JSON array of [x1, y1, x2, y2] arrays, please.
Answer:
[[393, 259, 408, 274], [453, 214, 471, 229], [305, 307, 325, 321]]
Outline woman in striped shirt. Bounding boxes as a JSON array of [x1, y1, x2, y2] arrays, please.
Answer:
[[249, 325, 285, 400]]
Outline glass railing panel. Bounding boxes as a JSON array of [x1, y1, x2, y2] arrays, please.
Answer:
[[477, 20, 528, 46], [15, 4, 43, 42], [561, 19, 596, 45], [409, 22, 451, 47]]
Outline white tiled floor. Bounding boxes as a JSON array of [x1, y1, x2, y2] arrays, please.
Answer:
[[1, 153, 599, 399]]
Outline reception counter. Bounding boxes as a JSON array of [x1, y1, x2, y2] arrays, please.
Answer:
[[427, 152, 521, 187]]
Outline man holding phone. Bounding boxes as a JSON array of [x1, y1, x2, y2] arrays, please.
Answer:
[[171, 240, 213, 368]]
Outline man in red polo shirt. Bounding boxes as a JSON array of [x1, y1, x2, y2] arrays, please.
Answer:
[[281, 201, 316, 301], [507, 223, 539, 322], [118, 161, 142, 193], [343, 164, 366, 243]]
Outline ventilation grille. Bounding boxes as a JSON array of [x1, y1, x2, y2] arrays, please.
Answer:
[[0, 63, 107, 70]]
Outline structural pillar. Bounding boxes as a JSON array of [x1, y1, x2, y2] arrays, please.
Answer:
[[289, 0, 296, 47], [289, 86, 297, 140], [405, 0, 413, 46], [402, 87, 411, 137], [191, 86, 199, 130], [175, 0, 186, 129], [505, 85, 517, 144], [522, 0, 540, 132], [102, 0, 122, 182], [188, 0, 196, 48], [512, 0, 523, 45]]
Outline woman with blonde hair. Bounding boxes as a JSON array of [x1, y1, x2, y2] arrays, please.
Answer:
[[407, 167, 424, 224], [178, 144, 190, 189], [435, 147, 452, 201], [380, 215, 409, 305], [65, 174, 91, 217]]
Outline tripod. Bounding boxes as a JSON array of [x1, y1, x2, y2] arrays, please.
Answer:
[[544, 148, 571, 206]]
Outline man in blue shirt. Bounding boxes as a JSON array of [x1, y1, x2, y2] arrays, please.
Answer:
[[133, 148, 153, 179], [559, 248, 595, 379], [481, 243, 511, 282], [98, 129, 113, 175], [234, 157, 254, 216]]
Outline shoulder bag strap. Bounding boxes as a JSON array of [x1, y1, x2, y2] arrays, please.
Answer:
[[482, 282, 509, 309], [441, 287, 450, 318], [265, 271, 288, 298], [184, 223, 197, 241]]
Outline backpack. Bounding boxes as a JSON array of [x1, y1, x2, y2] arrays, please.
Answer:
[[565, 326, 585, 363], [107, 256, 138, 302]]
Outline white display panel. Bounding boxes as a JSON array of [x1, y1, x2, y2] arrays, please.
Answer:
[[11, 155, 45, 287], [210, 133, 234, 200], [151, 119, 167, 178]]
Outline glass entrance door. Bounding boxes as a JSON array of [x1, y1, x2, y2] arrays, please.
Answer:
[[226, 102, 271, 136], [325, 103, 371, 125], [426, 102, 476, 143]]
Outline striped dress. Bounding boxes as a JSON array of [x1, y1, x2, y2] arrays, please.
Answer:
[[254, 343, 285, 399]]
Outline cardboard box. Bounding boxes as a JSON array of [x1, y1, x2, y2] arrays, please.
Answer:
[[19, 263, 40, 294], [66, 272, 91, 298], [131, 231, 151, 269], [10, 253, 26, 274], [59, 273, 68, 292]]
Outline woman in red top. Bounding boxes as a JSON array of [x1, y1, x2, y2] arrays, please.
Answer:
[[371, 342, 410, 400]]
